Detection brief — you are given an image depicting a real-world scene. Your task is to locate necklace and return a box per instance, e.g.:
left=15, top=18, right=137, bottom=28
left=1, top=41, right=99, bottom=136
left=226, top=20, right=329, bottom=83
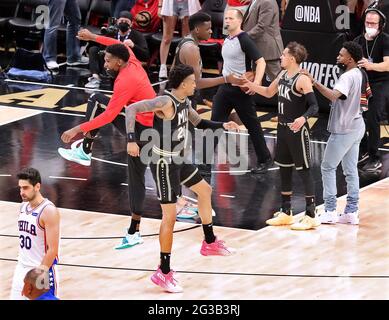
left=365, top=35, right=379, bottom=62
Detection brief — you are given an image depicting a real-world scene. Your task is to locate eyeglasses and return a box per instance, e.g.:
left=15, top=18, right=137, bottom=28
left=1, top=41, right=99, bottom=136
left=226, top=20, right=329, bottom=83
left=365, top=22, right=379, bottom=26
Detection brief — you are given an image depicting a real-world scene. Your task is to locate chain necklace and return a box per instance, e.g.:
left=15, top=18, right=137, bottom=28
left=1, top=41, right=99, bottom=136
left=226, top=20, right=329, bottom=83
left=365, top=35, right=379, bottom=62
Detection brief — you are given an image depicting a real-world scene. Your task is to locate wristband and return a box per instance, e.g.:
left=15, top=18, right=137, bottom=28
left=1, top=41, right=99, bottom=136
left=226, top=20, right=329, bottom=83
left=127, top=132, right=136, bottom=142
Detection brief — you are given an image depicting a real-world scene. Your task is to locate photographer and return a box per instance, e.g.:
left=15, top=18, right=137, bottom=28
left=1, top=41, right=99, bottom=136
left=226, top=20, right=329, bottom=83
left=86, top=11, right=149, bottom=89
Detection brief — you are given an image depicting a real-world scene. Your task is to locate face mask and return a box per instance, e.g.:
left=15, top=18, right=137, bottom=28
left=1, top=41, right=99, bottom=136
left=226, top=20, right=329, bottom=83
left=337, top=62, right=347, bottom=71
left=118, top=22, right=130, bottom=33
left=365, top=27, right=379, bottom=38
left=106, top=68, right=119, bottom=79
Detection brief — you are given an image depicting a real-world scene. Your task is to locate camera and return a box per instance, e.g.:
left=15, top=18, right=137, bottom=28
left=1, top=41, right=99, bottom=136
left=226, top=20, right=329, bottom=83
left=100, top=17, right=118, bottom=38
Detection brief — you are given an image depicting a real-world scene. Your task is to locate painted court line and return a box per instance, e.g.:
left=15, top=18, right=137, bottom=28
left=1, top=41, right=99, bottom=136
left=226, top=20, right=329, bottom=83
left=49, top=176, right=87, bottom=181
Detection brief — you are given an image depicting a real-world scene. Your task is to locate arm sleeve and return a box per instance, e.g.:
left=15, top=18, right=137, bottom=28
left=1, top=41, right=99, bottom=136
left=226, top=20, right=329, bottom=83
left=130, top=31, right=150, bottom=62
left=80, top=77, right=135, bottom=133
left=302, top=92, right=319, bottom=119
left=239, top=32, right=262, bottom=62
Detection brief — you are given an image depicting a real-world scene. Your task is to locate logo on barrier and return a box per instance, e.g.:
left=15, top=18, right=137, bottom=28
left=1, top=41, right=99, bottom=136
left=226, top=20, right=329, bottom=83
left=301, top=62, right=340, bottom=88
left=295, top=5, right=320, bottom=23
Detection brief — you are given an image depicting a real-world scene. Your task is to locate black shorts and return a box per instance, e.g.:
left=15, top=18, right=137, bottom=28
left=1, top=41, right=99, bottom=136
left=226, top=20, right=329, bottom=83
left=274, top=123, right=311, bottom=170
left=150, top=157, right=203, bottom=204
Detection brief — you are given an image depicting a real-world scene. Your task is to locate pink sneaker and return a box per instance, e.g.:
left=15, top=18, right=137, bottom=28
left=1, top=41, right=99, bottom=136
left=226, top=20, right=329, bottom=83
left=150, top=267, right=183, bottom=293
left=200, top=238, right=236, bottom=256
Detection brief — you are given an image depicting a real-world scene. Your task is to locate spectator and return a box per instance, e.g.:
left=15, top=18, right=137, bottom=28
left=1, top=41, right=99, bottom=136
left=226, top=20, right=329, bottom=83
left=86, top=11, right=149, bottom=89
left=22, top=268, right=59, bottom=300
left=242, top=0, right=284, bottom=81
left=354, top=3, right=389, bottom=171
left=43, top=0, right=89, bottom=70
left=158, top=0, right=201, bottom=79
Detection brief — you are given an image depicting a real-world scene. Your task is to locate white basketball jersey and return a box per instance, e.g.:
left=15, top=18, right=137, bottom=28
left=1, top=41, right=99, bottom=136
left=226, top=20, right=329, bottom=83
left=17, top=199, right=59, bottom=267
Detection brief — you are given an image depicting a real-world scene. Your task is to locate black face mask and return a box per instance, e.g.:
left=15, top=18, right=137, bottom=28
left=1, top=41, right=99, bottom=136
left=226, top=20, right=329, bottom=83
left=337, top=62, right=347, bottom=71
left=106, top=68, right=119, bottom=79
left=118, top=22, right=130, bottom=33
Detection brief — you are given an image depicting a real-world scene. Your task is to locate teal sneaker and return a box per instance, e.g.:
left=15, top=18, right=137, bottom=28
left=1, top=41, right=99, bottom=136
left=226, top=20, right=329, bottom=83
left=177, top=206, right=198, bottom=219
left=115, top=232, right=144, bottom=250
left=58, top=145, right=91, bottom=166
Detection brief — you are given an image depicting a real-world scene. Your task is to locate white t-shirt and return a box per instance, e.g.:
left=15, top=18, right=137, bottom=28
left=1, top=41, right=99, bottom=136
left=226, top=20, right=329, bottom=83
left=327, top=68, right=365, bottom=134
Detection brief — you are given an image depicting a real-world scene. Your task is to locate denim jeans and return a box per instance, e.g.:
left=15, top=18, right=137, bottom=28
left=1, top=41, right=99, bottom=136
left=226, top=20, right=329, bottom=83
left=111, top=0, right=135, bottom=18
left=321, top=125, right=365, bottom=213
left=43, top=0, right=81, bottom=63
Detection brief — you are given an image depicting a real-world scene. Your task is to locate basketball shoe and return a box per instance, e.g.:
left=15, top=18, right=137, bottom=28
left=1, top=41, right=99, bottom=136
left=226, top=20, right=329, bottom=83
left=266, top=209, right=294, bottom=226
left=200, top=237, right=235, bottom=256
left=151, top=267, right=183, bottom=293
left=58, top=145, right=91, bottom=166
left=115, top=232, right=143, bottom=250
left=290, top=215, right=321, bottom=230
left=338, top=211, right=359, bottom=225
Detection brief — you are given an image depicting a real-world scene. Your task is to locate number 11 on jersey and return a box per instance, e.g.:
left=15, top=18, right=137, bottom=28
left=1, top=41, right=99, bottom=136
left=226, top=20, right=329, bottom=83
left=278, top=102, right=284, bottom=115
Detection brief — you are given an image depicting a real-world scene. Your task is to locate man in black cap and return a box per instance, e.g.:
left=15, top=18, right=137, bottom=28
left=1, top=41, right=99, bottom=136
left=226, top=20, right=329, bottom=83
left=86, top=11, right=150, bottom=89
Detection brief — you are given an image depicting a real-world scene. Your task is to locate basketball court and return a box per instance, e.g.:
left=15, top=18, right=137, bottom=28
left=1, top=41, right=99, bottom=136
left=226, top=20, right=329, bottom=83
left=0, top=78, right=388, bottom=299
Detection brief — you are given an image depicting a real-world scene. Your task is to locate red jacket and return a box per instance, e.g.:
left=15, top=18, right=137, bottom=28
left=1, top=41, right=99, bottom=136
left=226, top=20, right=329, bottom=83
left=80, top=36, right=155, bottom=133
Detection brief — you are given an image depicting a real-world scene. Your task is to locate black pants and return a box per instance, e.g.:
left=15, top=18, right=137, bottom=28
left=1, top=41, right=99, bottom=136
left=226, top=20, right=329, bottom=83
left=89, top=45, right=105, bottom=76
left=211, top=84, right=271, bottom=163
left=360, top=81, right=389, bottom=160
left=86, top=92, right=149, bottom=215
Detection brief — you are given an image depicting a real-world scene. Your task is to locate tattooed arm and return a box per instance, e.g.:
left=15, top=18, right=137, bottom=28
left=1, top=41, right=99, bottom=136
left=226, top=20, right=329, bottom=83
left=188, top=105, right=240, bottom=131
left=125, top=96, right=172, bottom=135
left=125, top=96, right=172, bottom=157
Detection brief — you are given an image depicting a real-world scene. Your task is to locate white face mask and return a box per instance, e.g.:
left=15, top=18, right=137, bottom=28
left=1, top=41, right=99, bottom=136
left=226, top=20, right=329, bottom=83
left=365, top=27, right=379, bottom=38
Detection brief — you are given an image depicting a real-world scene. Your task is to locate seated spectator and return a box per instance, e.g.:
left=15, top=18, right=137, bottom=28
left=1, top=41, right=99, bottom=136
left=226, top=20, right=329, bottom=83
left=86, top=11, right=149, bottom=89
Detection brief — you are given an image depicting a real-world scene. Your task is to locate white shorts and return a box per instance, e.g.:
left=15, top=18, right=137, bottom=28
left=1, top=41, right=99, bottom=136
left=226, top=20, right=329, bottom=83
left=10, top=263, right=59, bottom=300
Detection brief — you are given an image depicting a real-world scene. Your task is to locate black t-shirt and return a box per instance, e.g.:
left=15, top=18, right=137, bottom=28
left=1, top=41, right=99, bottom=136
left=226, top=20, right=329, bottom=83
left=354, top=32, right=389, bottom=83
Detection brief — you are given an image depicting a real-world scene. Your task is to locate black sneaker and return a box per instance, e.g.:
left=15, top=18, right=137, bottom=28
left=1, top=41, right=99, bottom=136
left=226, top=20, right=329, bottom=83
left=251, top=158, right=273, bottom=174
left=362, top=159, right=382, bottom=172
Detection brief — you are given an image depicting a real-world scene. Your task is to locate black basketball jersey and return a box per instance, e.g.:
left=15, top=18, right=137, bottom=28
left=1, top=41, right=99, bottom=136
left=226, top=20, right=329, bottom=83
left=172, top=36, right=202, bottom=73
left=152, top=90, right=190, bottom=157
left=277, top=71, right=307, bottom=123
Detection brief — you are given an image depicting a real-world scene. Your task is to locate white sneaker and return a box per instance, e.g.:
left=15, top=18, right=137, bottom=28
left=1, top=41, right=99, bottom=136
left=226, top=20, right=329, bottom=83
left=46, top=60, right=59, bottom=70
left=159, top=64, right=167, bottom=79
left=85, top=77, right=101, bottom=89
left=67, top=56, right=89, bottom=66
left=338, top=212, right=359, bottom=225
left=318, top=210, right=338, bottom=224
left=114, top=231, right=144, bottom=250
